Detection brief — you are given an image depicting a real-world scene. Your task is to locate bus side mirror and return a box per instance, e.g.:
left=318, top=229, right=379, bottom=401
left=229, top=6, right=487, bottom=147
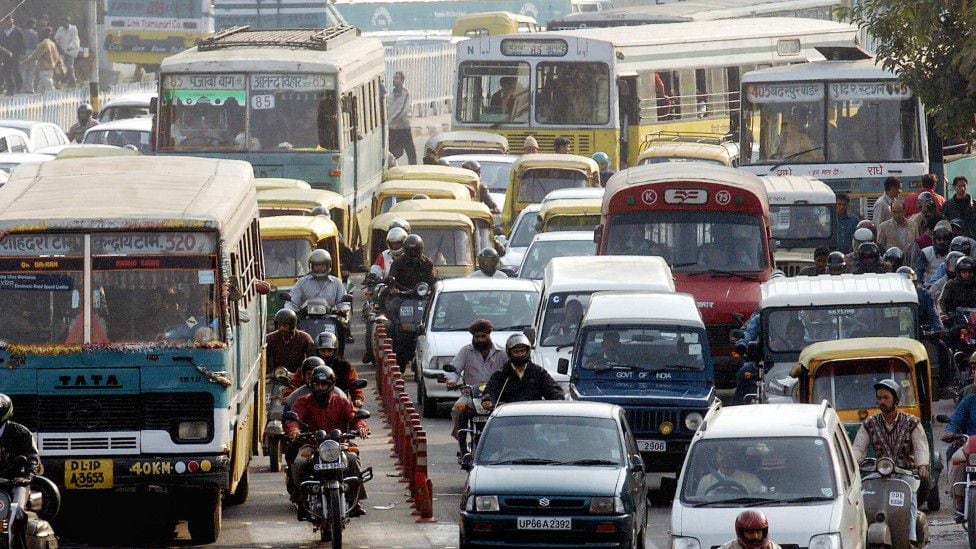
left=557, top=358, right=569, bottom=375
left=593, top=224, right=603, bottom=244
left=768, top=237, right=777, bottom=254
left=149, top=97, right=158, bottom=115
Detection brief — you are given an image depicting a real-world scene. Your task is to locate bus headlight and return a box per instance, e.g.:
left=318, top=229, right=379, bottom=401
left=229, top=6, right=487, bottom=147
left=178, top=421, right=210, bottom=441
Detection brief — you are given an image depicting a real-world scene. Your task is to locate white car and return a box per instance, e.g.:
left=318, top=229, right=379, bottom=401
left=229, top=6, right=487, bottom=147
left=517, top=231, right=596, bottom=280
left=499, top=204, right=541, bottom=270
left=0, top=152, right=55, bottom=175
left=0, top=127, right=31, bottom=153
left=82, top=118, right=153, bottom=154
left=98, top=92, right=155, bottom=123
left=0, top=120, right=68, bottom=151
left=671, top=403, right=867, bottom=549
left=442, top=154, right=517, bottom=220
left=415, top=277, right=540, bottom=417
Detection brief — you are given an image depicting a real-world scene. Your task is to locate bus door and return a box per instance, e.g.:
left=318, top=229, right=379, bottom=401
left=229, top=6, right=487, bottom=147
left=618, top=75, right=639, bottom=167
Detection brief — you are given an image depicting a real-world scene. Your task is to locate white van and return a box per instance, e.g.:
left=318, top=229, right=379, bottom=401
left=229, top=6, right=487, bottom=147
left=527, top=256, right=675, bottom=387
left=762, top=175, right=835, bottom=276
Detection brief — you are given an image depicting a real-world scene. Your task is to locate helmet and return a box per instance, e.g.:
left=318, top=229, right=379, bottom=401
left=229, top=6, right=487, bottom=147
left=310, top=206, right=330, bottom=218
left=933, top=226, right=953, bottom=254
left=951, top=236, right=973, bottom=256
left=858, top=242, right=880, bottom=262
left=770, top=269, right=786, bottom=279
left=390, top=218, right=412, bottom=233
left=957, top=256, right=976, bottom=281
left=0, top=394, right=12, bottom=426
left=734, top=510, right=769, bottom=549
left=387, top=227, right=408, bottom=257
left=506, top=333, right=532, bottom=365
left=461, top=160, right=481, bottom=175
left=316, top=331, right=339, bottom=351
left=896, top=265, right=917, bottom=282
left=882, top=246, right=904, bottom=270
left=853, top=227, right=874, bottom=248
left=436, top=158, right=451, bottom=166
left=856, top=220, right=877, bottom=240
left=78, top=102, right=93, bottom=114
left=308, top=249, right=333, bottom=278
left=403, top=234, right=424, bottom=259
left=952, top=218, right=967, bottom=233
left=874, top=378, right=901, bottom=404
left=917, top=191, right=935, bottom=208
left=309, top=365, right=337, bottom=398
left=301, top=356, right=325, bottom=373
left=591, top=152, right=610, bottom=166
left=827, top=251, right=846, bottom=275
left=273, top=308, right=297, bottom=329
left=945, top=251, right=966, bottom=278
left=477, top=247, right=500, bottom=274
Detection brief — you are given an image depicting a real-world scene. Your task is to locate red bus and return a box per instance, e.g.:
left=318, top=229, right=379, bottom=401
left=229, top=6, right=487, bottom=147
left=597, top=164, right=773, bottom=386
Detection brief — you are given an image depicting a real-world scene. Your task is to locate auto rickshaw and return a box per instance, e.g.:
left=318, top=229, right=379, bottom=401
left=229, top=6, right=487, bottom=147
left=256, top=188, right=350, bottom=243
left=637, top=140, right=739, bottom=167
left=259, top=215, right=342, bottom=327
left=382, top=165, right=480, bottom=199
left=366, top=211, right=476, bottom=277
left=792, top=337, right=942, bottom=510
left=388, top=198, right=496, bottom=253
left=371, top=180, right=473, bottom=219
left=54, top=144, right=138, bottom=159
left=501, top=154, right=600, bottom=231
left=255, top=177, right=312, bottom=191
left=424, top=131, right=509, bottom=160
left=451, top=11, right=540, bottom=37
left=537, top=198, right=602, bottom=232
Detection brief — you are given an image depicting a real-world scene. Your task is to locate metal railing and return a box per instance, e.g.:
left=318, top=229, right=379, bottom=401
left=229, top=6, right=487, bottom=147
left=385, top=42, right=456, bottom=118
left=0, top=81, right=157, bottom=131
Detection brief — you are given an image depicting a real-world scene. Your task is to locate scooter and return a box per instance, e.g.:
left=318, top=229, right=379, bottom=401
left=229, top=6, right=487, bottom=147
left=937, top=414, right=976, bottom=547
left=860, top=457, right=929, bottom=548
left=282, top=410, right=373, bottom=547
left=387, top=280, right=430, bottom=374
left=263, top=367, right=293, bottom=473
left=285, top=295, right=353, bottom=357
left=457, top=384, right=490, bottom=463
left=0, top=457, right=60, bottom=549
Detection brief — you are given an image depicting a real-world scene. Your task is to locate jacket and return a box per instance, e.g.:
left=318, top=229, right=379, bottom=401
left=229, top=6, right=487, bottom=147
left=482, top=361, right=564, bottom=405
left=947, top=394, right=976, bottom=436
left=0, top=421, right=39, bottom=478
left=285, top=274, right=345, bottom=310
left=388, top=255, right=436, bottom=290
left=266, top=329, right=316, bottom=373
left=940, top=278, right=976, bottom=316
left=290, top=358, right=363, bottom=402
left=943, top=195, right=976, bottom=235
left=285, top=390, right=367, bottom=437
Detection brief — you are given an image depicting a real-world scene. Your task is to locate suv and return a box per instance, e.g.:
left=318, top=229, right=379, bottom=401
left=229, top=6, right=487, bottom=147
left=671, top=402, right=867, bottom=549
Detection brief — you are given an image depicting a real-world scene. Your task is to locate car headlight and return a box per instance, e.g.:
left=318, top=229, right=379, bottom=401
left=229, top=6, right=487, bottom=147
left=474, top=495, right=499, bottom=512
left=671, top=536, right=701, bottom=549
left=684, top=412, right=703, bottom=431
left=809, top=533, right=841, bottom=549
left=318, top=439, right=342, bottom=462
left=589, top=496, right=624, bottom=514
left=178, top=421, right=210, bottom=440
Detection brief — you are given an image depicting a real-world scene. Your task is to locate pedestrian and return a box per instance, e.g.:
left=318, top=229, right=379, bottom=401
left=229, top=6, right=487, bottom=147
left=592, top=151, right=614, bottom=186
left=0, top=17, right=24, bottom=95
left=523, top=135, right=539, bottom=154
left=877, top=199, right=918, bottom=253
left=53, top=17, right=80, bottom=87
left=19, top=19, right=36, bottom=94
left=872, top=176, right=901, bottom=225
left=943, top=176, right=976, bottom=236
left=554, top=136, right=571, bottom=154
left=386, top=71, right=416, bottom=164
left=903, top=173, right=945, bottom=216
left=834, top=192, right=859, bottom=254
left=22, top=27, right=61, bottom=94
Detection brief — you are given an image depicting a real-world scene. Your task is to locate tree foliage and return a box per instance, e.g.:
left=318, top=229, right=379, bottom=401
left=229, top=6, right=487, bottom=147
left=840, top=0, right=976, bottom=139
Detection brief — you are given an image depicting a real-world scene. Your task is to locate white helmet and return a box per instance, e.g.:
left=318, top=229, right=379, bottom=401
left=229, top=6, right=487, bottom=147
left=387, top=227, right=408, bottom=257
left=390, top=218, right=412, bottom=233
left=308, top=249, right=332, bottom=279
left=853, top=227, right=874, bottom=247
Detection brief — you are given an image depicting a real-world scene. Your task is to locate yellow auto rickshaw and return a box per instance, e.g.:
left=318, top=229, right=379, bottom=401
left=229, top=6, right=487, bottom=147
left=54, top=144, right=138, bottom=159
left=256, top=188, right=350, bottom=244
left=255, top=177, right=313, bottom=191
left=367, top=211, right=476, bottom=277
left=389, top=198, right=496, bottom=253
left=637, top=135, right=740, bottom=167
left=501, top=154, right=601, bottom=230
left=537, top=198, right=603, bottom=232
left=383, top=165, right=480, bottom=199
left=371, top=180, right=474, bottom=219
left=424, top=131, right=509, bottom=160
left=259, top=215, right=342, bottom=325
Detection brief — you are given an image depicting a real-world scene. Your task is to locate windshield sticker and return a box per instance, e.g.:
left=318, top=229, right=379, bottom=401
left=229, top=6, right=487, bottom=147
left=688, top=344, right=702, bottom=355
left=0, top=273, right=74, bottom=291
left=901, top=379, right=911, bottom=387
left=198, top=270, right=215, bottom=285
left=770, top=208, right=791, bottom=231
left=821, top=488, right=833, bottom=497
left=813, top=439, right=824, bottom=446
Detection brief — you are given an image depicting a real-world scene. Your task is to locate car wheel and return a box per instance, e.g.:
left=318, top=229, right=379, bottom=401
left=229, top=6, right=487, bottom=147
left=419, top=380, right=437, bottom=418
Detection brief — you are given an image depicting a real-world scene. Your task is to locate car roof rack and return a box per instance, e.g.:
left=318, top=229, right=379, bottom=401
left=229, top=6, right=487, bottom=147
left=197, top=26, right=359, bottom=52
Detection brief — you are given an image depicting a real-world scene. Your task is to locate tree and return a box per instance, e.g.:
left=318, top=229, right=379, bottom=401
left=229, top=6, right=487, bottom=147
left=841, top=0, right=976, bottom=139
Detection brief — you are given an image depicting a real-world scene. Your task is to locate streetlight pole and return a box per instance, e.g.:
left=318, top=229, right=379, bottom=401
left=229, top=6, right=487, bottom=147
left=87, top=0, right=100, bottom=110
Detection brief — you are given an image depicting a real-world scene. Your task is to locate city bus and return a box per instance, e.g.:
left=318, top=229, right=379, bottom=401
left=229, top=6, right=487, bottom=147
left=0, top=156, right=267, bottom=544
left=596, top=163, right=774, bottom=386
left=156, top=26, right=386, bottom=255
left=332, top=0, right=574, bottom=32
left=104, top=0, right=214, bottom=68
left=737, top=59, right=928, bottom=215
left=452, top=18, right=862, bottom=168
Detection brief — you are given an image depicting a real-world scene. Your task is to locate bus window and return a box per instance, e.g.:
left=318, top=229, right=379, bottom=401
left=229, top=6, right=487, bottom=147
left=248, top=86, right=338, bottom=152
left=457, top=61, right=530, bottom=123
left=741, top=82, right=825, bottom=164
left=535, top=62, right=610, bottom=125
left=159, top=75, right=248, bottom=151
left=826, top=82, right=920, bottom=163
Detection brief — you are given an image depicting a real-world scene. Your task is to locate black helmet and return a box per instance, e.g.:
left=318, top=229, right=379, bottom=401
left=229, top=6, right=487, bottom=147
left=895, top=266, right=917, bottom=282
left=301, top=356, right=325, bottom=373
left=505, top=333, right=532, bottom=366
left=78, top=103, right=93, bottom=114
left=827, top=251, right=846, bottom=275
left=858, top=242, right=880, bottom=262
left=316, top=331, right=339, bottom=351
left=0, top=394, right=12, bottom=426
left=273, top=308, right=297, bottom=329
left=403, top=234, right=424, bottom=259
left=958, top=256, right=976, bottom=281
left=461, top=160, right=481, bottom=175
left=951, top=236, right=973, bottom=256
left=309, top=365, right=336, bottom=399
left=946, top=251, right=966, bottom=278
left=933, top=226, right=953, bottom=254
left=882, top=247, right=904, bottom=271
left=477, top=247, right=500, bottom=274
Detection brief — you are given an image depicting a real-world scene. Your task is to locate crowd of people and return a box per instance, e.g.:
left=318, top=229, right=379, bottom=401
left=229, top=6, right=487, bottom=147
left=0, top=14, right=85, bottom=95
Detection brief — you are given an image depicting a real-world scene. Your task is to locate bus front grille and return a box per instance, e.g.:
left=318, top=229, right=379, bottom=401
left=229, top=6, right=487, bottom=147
left=505, top=132, right=593, bottom=155
left=11, top=393, right=214, bottom=433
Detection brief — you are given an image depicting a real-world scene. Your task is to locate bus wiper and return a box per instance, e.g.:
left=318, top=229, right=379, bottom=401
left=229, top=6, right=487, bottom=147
left=701, top=269, right=761, bottom=281
left=691, top=496, right=779, bottom=508
left=766, top=146, right=823, bottom=175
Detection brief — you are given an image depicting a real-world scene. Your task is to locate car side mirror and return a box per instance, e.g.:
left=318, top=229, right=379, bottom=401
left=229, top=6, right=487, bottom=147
left=557, top=357, right=569, bottom=375
left=460, top=453, right=474, bottom=471
left=593, top=224, right=603, bottom=244
left=341, top=293, right=354, bottom=303
left=280, top=291, right=292, bottom=302
left=523, top=327, right=536, bottom=345
left=630, top=454, right=645, bottom=473
left=282, top=411, right=299, bottom=422
left=351, top=379, right=368, bottom=390
left=442, top=364, right=457, bottom=373
left=936, top=414, right=951, bottom=423
left=354, top=409, right=371, bottom=420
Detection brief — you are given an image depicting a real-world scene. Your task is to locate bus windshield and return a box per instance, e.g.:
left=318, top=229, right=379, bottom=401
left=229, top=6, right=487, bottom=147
left=457, top=61, right=531, bottom=124
left=765, top=304, right=916, bottom=354
left=535, top=62, right=610, bottom=125
left=742, top=80, right=922, bottom=165
left=605, top=211, right=768, bottom=273
left=770, top=204, right=832, bottom=245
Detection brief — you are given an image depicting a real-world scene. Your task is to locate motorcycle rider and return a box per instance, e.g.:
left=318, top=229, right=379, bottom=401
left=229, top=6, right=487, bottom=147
left=469, top=247, right=508, bottom=278
left=850, top=242, right=885, bottom=274
left=916, top=225, right=952, bottom=287
left=370, top=227, right=408, bottom=279
left=928, top=251, right=964, bottom=310
left=592, top=151, right=615, bottom=186
left=481, top=334, right=564, bottom=411
left=461, top=160, right=501, bottom=214
left=387, top=234, right=437, bottom=293
left=882, top=246, right=905, bottom=272
left=68, top=103, right=99, bottom=143
left=852, top=379, right=930, bottom=545
left=266, top=309, right=316, bottom=373
left=844, top=227, right=874, bottom=266
left=733, top=309, right=763, bottom=405
left=0, top=395, right=38, bottom=549
left=315, top=332, right=363, bottom=407
left=927, top=236, right=972, bottom=286
left=826, top=251, right=847, bottom=275
left=940, top=256, right=976, bottom=317
left=286, top=249, right=345, bottom=312
left=719, top=511, right=782, bottom=549
left=285, top=356, right=324, bottom=406
left=286, top=365, right=370, bottom=516
left=447, top=320, right=507, bottom=455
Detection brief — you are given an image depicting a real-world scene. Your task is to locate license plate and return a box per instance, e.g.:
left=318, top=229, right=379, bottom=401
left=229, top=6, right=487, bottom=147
left=400, top=305, right=413, bottom=316
left=314, top=462, right=344, bottom=471
left=64, top=459, right=113, bottom=489
left=966, top=466, right=976, bottom=473
left=637, top=439, right=666, bottom=452
left=321, top=324, right=337, bottom=334
left=517, top=517, right=571, bottom=530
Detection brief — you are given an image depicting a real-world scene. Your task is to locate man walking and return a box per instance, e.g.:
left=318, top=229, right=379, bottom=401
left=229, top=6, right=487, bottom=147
left=54, top=17, right=79, bottom=87
left=943, top=176, right=976, bottom=237
left=19, top=19, right=36, bottom=94
left=387, top=71, right=416, bottom=164
left=872, top=176, right=902, bottom=225
left=834, top=192, right=859, bottom=254
left=877, top=200, right=918, bottom=253
left=0, top=18, right=24, bottom=95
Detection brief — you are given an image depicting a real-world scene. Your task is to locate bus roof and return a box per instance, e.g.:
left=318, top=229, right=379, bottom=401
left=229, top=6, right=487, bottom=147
left=583, top=291, right=702, bottom=326
left=547, top=9, right=690, bottom=29
left=0, top=156, right=257, bottom=241
left=742, top=58, right=896, bottom=83
left=543, top=255, right=675, bottom=294
left=626, top=0, right=842, bottom=19
left=760, top=273, right=918, bottom=309
left=603, top=163, right=769, bottom=214
left=761, top=175, right=835, bottom=205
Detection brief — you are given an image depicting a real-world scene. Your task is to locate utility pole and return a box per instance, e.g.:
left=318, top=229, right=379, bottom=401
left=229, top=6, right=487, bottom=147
left=87, top=0, right=100, bottom=110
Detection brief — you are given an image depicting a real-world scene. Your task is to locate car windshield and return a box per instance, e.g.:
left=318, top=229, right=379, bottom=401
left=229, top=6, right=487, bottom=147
left=680, top=437, right=836, bottom=505
left=413, top=228, right=473, bottom=266
left=546, top=214, right=601, bottom=232
left=478, top=415, right=622, bottom=465
left=518, top=169, right=588, bottom=203
left=770, top=204, right=833, bottom=244
left=83, top=129, right=152, bottom=154
left=263, top=238, right=312, bottom=279
left=431, top=290, right=539, bottom=331
left=579, top=327, right=706, bottom=371
left=813, top=358, right=917, bottom=408
left=765, top=305, right=916, bottom=353
left=509, top=210, right=540, bottom=247
left=540, top=292, right=593, bottom=347
left=99, top=106, right=151, bottom=123
left=605, top=211, right=768, bottom=273
left=518, top=239, right=596, bottom=280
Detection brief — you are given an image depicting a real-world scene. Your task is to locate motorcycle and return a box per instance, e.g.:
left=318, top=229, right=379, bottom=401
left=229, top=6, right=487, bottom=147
left=282, top=410, right=373, bottom=547
left=283, top=294, right=354, bottom=357
left=0, top=457, right=60, bottom=549
left=387, top=280, right=430, bottom=374
left=361, top=273, right=385, bottom=365
left=263, top=367, right=293, bottom=473
left=457, top=384, right=490, bottom=463
left=860, top=457, right=929, bottom=548
left=944, top=308, right=976, bottom=398
left=938, top=414, right=976, bottom=547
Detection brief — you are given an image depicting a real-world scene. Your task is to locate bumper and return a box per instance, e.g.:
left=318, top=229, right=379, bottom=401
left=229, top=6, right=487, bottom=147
left=460, top=512, right=635, bottom=548
left=45, top=454, right=230, bottom=492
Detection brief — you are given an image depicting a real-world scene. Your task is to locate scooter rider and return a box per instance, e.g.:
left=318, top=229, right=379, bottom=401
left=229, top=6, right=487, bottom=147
left=826, top=251, right=847, bottom=275
left=719, top=510, right=782, bottom=549
left=917, top=225, right=952, bottom=286
left=882, top=247, right=905, bottom=272
left=315, top=332, right=363, bottom=407
left=941, top=388, right=976, bottom=510
left=285, top=356, right=325, bottom=406
left=267, top=309, right=316, bottom=374
left=387, top=234, right=437, bottom=293
left=286, top=249, right=345, bottom=312
left=850, top=242, right=885, bottom=274
left=0, top=394, right=39, bottom=549
left=852, top=379, right=930, bottom=544
left=481, top=334, right=564, bottom=411
left=447, top=320, right=507, bottom=455
left=461, top=160, right=500, bottom=214
left=370, top=227, right=408, bottom=279
left=286, top=366, right=370, bottom=516
left=940, top=256, right=976, bottom=317
left=469, top=247, right=508, bottom=278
